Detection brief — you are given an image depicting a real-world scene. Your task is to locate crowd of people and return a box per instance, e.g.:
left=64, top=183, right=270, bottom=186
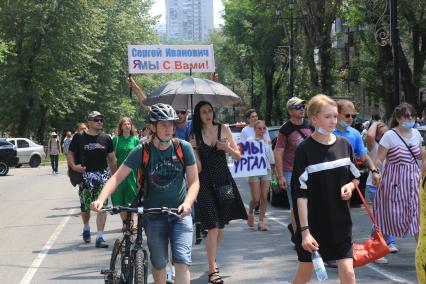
left=54, top=79, right=426, bottom=284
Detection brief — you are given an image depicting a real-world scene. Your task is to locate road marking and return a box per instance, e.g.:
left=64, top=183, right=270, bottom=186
left=244, top=203, right=414, bottom=284
left=365, top=263, right=415, bottom=284
left=19, top=208, right=77, bottom=284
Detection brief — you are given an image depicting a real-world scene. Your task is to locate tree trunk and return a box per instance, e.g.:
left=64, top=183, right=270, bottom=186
left=264, top=70, right=274, bottom=126
left=378, top=45, right=395, bottom=117
left=319, top=33, right=333, bottom=95
left=36, top=105, right=48, bottom=144
left=398, top=43, right=416, bottom=107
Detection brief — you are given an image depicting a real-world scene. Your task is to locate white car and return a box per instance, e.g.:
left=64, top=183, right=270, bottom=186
left=7, top=138, right=46, bottom=168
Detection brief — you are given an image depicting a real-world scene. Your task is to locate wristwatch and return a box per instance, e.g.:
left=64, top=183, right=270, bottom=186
left=371, top=169, right=380, bottom=174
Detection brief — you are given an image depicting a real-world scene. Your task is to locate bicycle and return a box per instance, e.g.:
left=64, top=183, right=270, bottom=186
left=100, top=206, right=179, bottom=284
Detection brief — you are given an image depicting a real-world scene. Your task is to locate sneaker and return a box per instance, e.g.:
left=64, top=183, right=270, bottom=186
left=166, top=263, right=174, bottom=283
left=95, top=237, right=108, bottom=248
left=374, top=257, right=388, bottom=264
left=254, top=204, right=260, bottom=215
left=324, top=260, right=338, bottom=268
left=388, top=244, right=398, bottom=253
left=82, top=230, right=91, bottom=243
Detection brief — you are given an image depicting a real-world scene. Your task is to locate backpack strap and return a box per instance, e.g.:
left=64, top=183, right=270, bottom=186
left=171, top=138, right=185, bottom=168
left=135, top=141, right=150, bottom=206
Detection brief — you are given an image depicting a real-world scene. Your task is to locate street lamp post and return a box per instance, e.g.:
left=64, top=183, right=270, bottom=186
left=276, top=0, right=303, bottom=101
left=288, top=0, right=295, bottom=99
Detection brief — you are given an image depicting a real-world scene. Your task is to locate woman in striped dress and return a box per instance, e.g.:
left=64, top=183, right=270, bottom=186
left=375, top=103, right=422, bottom=241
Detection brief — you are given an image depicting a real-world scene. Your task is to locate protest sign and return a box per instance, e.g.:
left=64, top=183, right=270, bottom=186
left=128, top=44, right=215, bottom=74
left=230, top=140, right=268, bottom=178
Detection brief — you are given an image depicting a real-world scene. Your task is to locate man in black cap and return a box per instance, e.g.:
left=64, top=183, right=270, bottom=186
left=67, top=111, right=117, bottom=248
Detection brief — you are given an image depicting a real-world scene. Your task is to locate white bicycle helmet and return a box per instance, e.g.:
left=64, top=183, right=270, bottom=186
left=149, top=103, right=179, bottom=122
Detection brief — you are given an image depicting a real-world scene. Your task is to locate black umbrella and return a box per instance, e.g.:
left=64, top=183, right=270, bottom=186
left=144, top=77, right=242, bottom=110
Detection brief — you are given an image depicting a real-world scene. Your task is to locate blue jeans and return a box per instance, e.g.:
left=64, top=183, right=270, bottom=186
left=366, top=185, right=396, bottom=245
left=144, top=214, right=193, bottom=269
left=283, top=171, right=293, bottom=209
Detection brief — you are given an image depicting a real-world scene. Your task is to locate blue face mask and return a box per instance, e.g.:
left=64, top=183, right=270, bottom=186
left=315, top=127, right=332, bottom=135
left=338, top=120, right=350, bottom=129
left=401, top=121, right=415, bottom=130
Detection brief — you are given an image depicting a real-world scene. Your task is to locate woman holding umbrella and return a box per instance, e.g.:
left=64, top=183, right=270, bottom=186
left=190, top=101, right=247, bottom=284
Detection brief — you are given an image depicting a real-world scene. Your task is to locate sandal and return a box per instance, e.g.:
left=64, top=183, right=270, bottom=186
left=258, top=222, right=268, bottom=231
left=247, top=214, right=254, bottom=227
left=208, top=272, right=224, bottom=283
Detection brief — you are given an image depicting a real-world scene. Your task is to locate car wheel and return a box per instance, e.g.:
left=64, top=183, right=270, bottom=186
left=0, top=160, right=9, bottom=176
left=15, top=163, right=22, bottom=168
left=29, top=155, right=41, bottom=168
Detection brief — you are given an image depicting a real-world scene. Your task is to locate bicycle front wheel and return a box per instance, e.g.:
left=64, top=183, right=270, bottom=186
left=110, top=238, right=124, bottom=283
left=133, top=249, right=148, bottom=284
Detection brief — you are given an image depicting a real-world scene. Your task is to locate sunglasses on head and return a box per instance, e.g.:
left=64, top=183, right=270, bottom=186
left=292, top=104, right=305, bottom=110
left=402, top=113, right=416, bottom=119
left=92, top=118, right=103, bottom=123
left=344, top=114, right=357, bottom=119
left=176, top=110, right=187, bottom=115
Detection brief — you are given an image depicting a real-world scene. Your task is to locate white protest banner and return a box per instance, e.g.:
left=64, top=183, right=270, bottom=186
left=128, top=44, right=215, bottom=74
left=229, top=140, right=268, bottom=178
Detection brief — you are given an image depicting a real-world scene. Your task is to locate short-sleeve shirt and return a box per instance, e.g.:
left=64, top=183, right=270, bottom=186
left=379, top=128, right=422, bottom=150
left=240, top=125, right=271, bottom=144
left=124, top=140, right=196, bottom=209
left=175, top=120, right=192, bottom=142
left=275, top=119, right=314, bottom=172
left=68, top=132, right=114, bottom=172
left=333, top=126, right=366, bottom=158
left=63, top=137, right=72, bottom=154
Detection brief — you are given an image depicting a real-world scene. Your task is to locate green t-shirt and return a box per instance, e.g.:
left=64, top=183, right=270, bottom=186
left=124, top=140, right=195, bottom=209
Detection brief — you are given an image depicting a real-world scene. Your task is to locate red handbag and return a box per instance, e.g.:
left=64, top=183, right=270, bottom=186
left=352, top=182, right=390, bottom=267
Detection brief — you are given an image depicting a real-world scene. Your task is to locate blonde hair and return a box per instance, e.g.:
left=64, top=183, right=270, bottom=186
left=307, top=94, right=337, bottom=118
left=254, top=120, right=266, bottom=128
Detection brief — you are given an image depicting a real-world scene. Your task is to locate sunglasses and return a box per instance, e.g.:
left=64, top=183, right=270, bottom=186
left=292, top=104, right=305, bottom=111
left=176, top=111, right=187, bottom=115
left=344, top=114, right=357, bottom=119
left=92, top=118, right=104, bottom=123
left=402, top=113, right=416, bottom=119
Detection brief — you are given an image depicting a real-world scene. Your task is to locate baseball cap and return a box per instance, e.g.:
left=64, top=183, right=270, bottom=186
left=88, top=111, right=104, bottom=120
left=286, top=97, right=306, bottom=109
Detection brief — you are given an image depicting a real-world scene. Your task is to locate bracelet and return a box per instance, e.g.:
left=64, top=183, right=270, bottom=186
left=300, top=226, right=309, bottom=232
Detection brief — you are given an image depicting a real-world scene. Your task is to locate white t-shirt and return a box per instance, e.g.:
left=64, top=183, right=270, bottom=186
left=379, top=128, right=422, bottom=150
left=366, top=142, right=383, bottom=187
left=240, top=125, right=271, bottom=144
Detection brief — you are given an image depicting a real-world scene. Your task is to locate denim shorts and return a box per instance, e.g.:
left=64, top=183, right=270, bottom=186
left=248, top=168, right=272, bottom=182
left=283, top=171, right=293, bottom=209
left=144, top=214, right=193, bottom=269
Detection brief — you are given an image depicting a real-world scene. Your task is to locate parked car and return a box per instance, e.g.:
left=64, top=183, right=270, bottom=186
left=0, top=138, right=19, bottom=176
left=229, top=122, right=247, bottom=144
left=7, top=138, right=46, bottom=168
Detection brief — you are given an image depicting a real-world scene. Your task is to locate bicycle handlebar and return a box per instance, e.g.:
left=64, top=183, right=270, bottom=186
left=101, top=206, right=180, bottom=217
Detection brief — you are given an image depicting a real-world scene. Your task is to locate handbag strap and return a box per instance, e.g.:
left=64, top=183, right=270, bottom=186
left=352, top=181, right=377, bottom=225
left=391, top=129, right=419, bottom=168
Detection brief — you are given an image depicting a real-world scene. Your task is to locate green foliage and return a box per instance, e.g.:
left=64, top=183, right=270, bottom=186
left=0, top=0, right=160, bottom=142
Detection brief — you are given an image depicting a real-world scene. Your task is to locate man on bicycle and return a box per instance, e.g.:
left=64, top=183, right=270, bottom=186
left=91, top=103, right=199, bottom=284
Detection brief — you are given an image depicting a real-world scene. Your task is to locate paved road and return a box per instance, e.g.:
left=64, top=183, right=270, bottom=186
left=0, top=165, right=418, bottom=283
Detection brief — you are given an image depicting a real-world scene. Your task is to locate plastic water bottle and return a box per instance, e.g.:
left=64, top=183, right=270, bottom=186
left=312, top=251, right=328, bottom=282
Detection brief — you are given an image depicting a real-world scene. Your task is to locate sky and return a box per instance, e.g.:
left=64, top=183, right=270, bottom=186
left=149, top=0, right=224, bottom=28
